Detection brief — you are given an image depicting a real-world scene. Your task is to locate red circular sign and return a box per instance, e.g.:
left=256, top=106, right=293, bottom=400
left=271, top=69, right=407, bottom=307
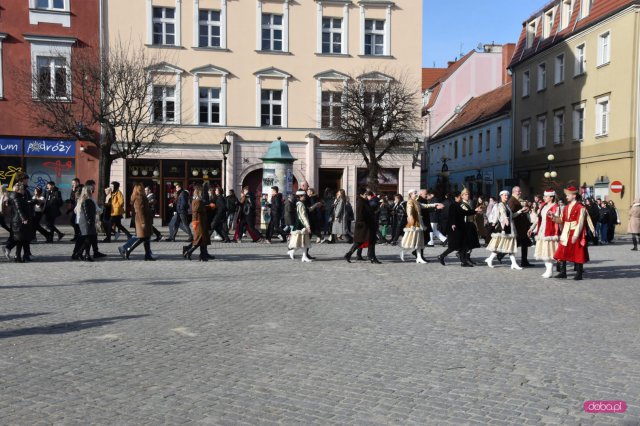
left=610, top=181, right=623, bottom=193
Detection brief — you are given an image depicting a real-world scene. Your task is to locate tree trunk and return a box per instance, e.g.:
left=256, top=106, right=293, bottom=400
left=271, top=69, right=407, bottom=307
left=367, top=159, right=380, bottom=193
left=98, top=147, right=112, bottom=204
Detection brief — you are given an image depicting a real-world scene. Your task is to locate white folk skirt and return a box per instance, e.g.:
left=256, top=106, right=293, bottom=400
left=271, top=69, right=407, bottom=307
left=401, top=227, right=424, bottom=250
left=534, top=235, right=558, bottom=261
left=486, top=232, right=517, bottom=254
left=288, top=230, right=310, bottom=249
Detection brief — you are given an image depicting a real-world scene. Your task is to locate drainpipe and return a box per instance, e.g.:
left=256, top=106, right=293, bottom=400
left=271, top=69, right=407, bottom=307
left=509, top=67, right=515, bottom=187
left=636, top=10, right=640, bottom=199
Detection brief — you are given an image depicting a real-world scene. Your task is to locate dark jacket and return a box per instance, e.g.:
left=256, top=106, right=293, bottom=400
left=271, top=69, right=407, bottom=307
left=82, top=198, right=98, bottom=235
left=176, top=189, right=191, bottom=215
left=213, top=194, right=227, bottom=223
left=417, top=196, right=435, bottom=234
left=226, top=194, right=239, bottom=213
left=9, top=192, right=32, bottom=241
left=446, top=201, right=478, bottom=251
left=44, top=187, right=63, bottom=219
left=284, top=197, right=296, bottom=226
left=269, top=193, right=284, bottom=221
left=508, top=196, right=531, bottom=245
left=353, top=196, right=374, bottom=243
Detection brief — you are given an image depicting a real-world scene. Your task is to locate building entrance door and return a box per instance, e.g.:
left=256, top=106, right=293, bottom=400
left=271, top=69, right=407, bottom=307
left=318, top=168, right=344, bottom=198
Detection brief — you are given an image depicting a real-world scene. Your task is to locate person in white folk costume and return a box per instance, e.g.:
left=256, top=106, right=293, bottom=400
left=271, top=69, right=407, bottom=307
left=287, top=190, right=313, bottom=262
left=528, top=189, right=560, bottom=278
left=399, top=189, right=444, bottom=263
left=485, top=190, right=523, bottom=270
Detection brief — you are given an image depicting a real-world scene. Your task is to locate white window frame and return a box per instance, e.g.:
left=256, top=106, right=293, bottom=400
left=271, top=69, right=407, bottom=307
left=575, top=43, right=586, bottom=76
left=573, top=102, right=586, bottom=141
left=320, top=90, right=343, bottom=129
left=198, top=87, right=221, bottom=125
left=147, top=0, right=181, bottom=46
left=522, top=120, right=531, bottom=152
left=0, top=33, right=6, bottom=99
left=191, top=65, right=228, bottom=126
left=254, top=67, right=290, bottom=127
left=316, top=2, right=349, bottom=55
left=147, top=63, right=183, bottom=124
left=526, top=19, right=538, bottom=48
left=595, top=95, right=610, bottom=137
left=260, top=89, right=283, bottom=127
left=580, top=0, right=592, bottom=19
left=321, top=17, right=343, bottom=55
left=598, top=31, right=611, bottom=67
left=261, top=13, right=284, bottom=51
left=543, top=8, right=555, bottom=39
left=560, top=0, right=574, bottom=30
left=152, top=85, right=176, bottom=123
left=537, top=115, right=547, bottom=149
left=314, top=70, right=349, bottom=129
left=36, top=56, right=70, bottom=99
left=522, top=70, right=530, bottom=97
left=363, top=19, right=385, bottom=56
left=555, top=53, right=565, bottom=84
left=554, top=109, right=565, bottom=144
left=29, top=0, right=70, bottom=26
left=537, top=62, right=547, bottom=92
left=359, top=4, right=391, bottom=56
left=24, top=35, right=75, bottom=100
left=152, top=7, right=177, bottom=46
left=193, top=0, right=227, bottom=49
left=197, top=9, right=222, bottom=48
left=256, top=0, right=289, bottom=53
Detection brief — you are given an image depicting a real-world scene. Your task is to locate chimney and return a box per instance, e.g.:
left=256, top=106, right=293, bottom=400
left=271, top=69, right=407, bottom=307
left=447, top=61, right=455, bottom=68
left=502, top=43, right=516, bottom=84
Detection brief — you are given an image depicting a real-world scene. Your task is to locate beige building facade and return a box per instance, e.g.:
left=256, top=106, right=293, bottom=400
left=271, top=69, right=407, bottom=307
left=106, top=0, right=422, bottom=222
left=510, top=0, right=640, bottom=230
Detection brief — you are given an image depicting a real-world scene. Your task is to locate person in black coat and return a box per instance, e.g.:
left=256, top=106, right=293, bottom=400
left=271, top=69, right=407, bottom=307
left=437, top=190, right=481, bottom=267
left=210, top=187, right=230, bottom=242
left=234, top=187, right=263, bottom=242
left=168, top=183, right=193, bottom=241
left=265, top=186, right=287, bottom=243
left=344, top=190, right=380, bottom=263
left=7, top=182, right=33, bottom=262
left=390, top=194, right=407, bottom=245
left=43, top=181, right=64, bottom=242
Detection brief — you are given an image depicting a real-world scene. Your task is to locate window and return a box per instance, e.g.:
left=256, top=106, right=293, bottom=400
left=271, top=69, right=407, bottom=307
left=462, top=137, right=466, bottom=157
left=561, top=0, right=574, bottom=30
left=575, top=43, right=586, bottom=75
left=598, top=31, right=611, bottom=66
left=522, top=71, right=530, bottom=97
left=486, top=130, right=491, bottom=151
left=555, top=54, right=565, bottom=84
left=198, top=10, right=221, bottom=48
left=35, top=0, right=65, bottom=10
left=554, top=110, right=565, bottom=144
left=526, top=20, right=538, bottom=48
left=261, top=89, right=282, bottom=126
left=537, top=115, right=547, bottom=148
left=596, top=96, right=610, bottom=136
left=522, top=121, right=531, bottom=152
left=198, top=87, right=221, bottom=125
left=573, top=103, right=585, bottom=141
left=497, top=126, right=502, bottom=148
left=543, top=9, right=555, bottom=39
left=322, top=18, right=342, bottom=54
left=469, top=136, right=473, bottom=156
left=261, top=14, right=283, bottom=51
left=36, top=56, right=69, bottom=99
left=478, top=132, right=482, bottom=152
left=364, top=19, right=385, bottom=56
left=152, top=86, right=175, bottom=123
left=454, top=140, right=458, bottom=159
left=0, top=34, right=6, bottom=99
left=321, top=91, right=342, bottom=128
left=580, top=0, right=592, bottom=19
left=152, top=7, right=176, bottom=46
left=537, top=63, right=547, bottom=91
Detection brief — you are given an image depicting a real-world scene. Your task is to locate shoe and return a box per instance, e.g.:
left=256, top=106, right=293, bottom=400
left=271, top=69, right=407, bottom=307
left=265, top=240, right=272, bottom=244
left=154, top=235, right=162, bottom=242
left=344, top=253, right=352, bottom=263
left=511, top=264, right=523, bottom=270
left=356, top=255, right=365, bottom=261
left=13, top=256, right=24, bottom=263
left=369, top=257, right=382, bottom=264
left=288, top=249, right=295, bottom=260
left=162, top=236, right=174, bottom=242
left=114, top=232, right=121, bottom=241
left=437, top=255, right=445, bottom=266
left=102, top=237, right=111, bottom=243
left=57, top=233, right=65, bottom=241
left=632, top=247, right=638, bottom=251
left=207, top=254, right=215, bottom=260
left=3, top=247, right=10, bottom=260
left=182, top=245, right=190, bottom=258
left=118, top=246, right=126, bottom=259
left=93, top=252, right=107, bottom=259
left=400, top=251, right=405, bottom=262
left=521, top=261, right=534, bottom=268
left=461, top=262, right=472, bottom=267
left=71, top=253, right=80, bottom=260
left=23, top=255, right=31, bottom=262
left=84, top=256, right=94, bottom=262
left=484, top=258, right=495, bottom=268
left=145, top=256, right=156, bottom=261
left=427, top=243, right=435, bottom=247
left=199, top=256, right=209, bottom=262
left=46, top=236, right=54, bottom=243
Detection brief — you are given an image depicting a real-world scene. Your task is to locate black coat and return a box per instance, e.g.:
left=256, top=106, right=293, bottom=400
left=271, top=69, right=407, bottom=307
left=44, top=187, right=63, bottom=219
left=9, top=192, right=32, bottom=242
left=213, top=194, right=227, bottom=223
left=284, top=198, right=296, bottom=226
left=417, top=196, right=435, bottom=234
left=269, top=193, right=284, bottom=221
left=353, top=196, right=374, bottom=243
left=176, top=189, right=191, bottom=215
left=446, top=201, right=478, bottom=251
left=82, top=198, right=98, bottom=235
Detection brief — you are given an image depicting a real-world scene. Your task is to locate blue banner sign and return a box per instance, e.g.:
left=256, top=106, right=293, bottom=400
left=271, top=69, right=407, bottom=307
left=24, top=139, right=76, bottom=157
left=0, top=138, right=22, bottom=155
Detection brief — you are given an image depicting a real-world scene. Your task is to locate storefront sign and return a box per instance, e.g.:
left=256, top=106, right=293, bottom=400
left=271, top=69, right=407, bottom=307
left=0, top=138, right=22, bottom=155
left=23, top=139, right=75, bottom=157
left=483, top=170, right=494, bottom=184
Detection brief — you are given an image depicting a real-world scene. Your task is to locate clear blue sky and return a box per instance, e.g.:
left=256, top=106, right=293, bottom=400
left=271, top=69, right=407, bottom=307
left=423, top=0, right=544, bottom=67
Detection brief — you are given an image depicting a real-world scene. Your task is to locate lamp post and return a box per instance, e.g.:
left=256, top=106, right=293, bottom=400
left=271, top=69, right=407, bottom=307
left=220, top=136, right=231, bottom=191
left=544, top=154, right=558, bottom=181
left=411, top=137, right=422, bottom=169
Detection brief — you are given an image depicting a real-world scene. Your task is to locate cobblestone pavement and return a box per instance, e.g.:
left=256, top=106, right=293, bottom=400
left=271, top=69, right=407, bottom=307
left=1, top=228, right=639, bottom=425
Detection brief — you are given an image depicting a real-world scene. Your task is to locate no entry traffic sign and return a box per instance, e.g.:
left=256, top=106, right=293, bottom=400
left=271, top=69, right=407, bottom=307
left=610, top=181, right=623, bottom=193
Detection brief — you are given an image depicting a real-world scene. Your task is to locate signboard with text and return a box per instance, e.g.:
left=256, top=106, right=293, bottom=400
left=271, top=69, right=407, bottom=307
left=0, top=138, right=22, bottom=156
left=23, top=139, right=76, bottom=157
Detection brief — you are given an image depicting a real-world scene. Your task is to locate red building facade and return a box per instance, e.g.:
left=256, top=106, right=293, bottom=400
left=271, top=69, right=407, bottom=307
left=0, top=0, right=100, bottom=199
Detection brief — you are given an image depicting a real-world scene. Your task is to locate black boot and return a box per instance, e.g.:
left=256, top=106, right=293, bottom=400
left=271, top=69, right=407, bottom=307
left=466, top=251, right=477, bottom=265
left=182, top=245, right=191, bottom=258
left=496, top=253, right=505, bottom=264
left=185, top=245, right=198, bottom=260
left=457, top=252, right=472, bottom=267
left=520, top=245, right=533, bottom=267
left=126, top=238, right=144, bottom=259
left=574, top=263, right=584, bottom=280
left=555, top=261, right=567, bottom=279
left=305, top=249, right=316, bottom=260
left=356, top=248, right=364, bottom=261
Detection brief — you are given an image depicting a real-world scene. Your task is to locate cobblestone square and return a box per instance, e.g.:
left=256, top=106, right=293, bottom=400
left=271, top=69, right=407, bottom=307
left=1, top=230, right=639, bottom=424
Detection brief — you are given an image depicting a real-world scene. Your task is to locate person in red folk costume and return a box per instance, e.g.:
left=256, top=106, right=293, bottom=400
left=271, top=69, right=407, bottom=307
left=529, top=189, right=560, bottom=278
left=553, top=186, right=590, bottom=280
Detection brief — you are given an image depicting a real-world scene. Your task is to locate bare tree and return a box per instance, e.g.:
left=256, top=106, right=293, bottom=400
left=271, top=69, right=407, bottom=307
left=325, top=71, right=420, bottom=193
left=27, top=39, right=176, bottom=200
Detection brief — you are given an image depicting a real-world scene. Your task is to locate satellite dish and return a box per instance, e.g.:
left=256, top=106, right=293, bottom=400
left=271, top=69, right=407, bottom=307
left=477, top=42, right=483, bottom=51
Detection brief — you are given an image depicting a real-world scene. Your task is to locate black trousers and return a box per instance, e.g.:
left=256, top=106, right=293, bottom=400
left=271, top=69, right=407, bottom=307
left=33, top=212, right=50, bottom=240
left=266, top=217, right=286, bottom=241
left=45, top=215, right=63, bottom=238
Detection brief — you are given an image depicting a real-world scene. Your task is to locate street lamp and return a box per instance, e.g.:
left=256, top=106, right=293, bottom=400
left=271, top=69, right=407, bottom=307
left=411, top=138, right=422, bottom=169
left=220, top=136, right=231, bottom=191
left=544, top=154, right=558, bottom=180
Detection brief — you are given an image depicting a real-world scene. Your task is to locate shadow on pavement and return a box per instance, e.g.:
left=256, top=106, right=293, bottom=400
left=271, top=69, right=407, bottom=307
left=582, top=265, right=640, bottom=280
left=0, top=312, right=50, bottom=322
left=0, top=314, right=148, bottom=339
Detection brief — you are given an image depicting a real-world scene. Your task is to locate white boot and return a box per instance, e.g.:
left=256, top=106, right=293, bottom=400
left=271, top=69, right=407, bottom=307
left=288, top=249, right=296, bottom=260
left=542, top=262, right=553, bottom=278
left=416, top=251, right=427, bottom=264
left=301, top=251, right=312, bottom=262
left=510, top=255, right=522, bottom=270
left=400, top=250, right=405, bottom=262
left=485, top=252, right=496, bottom=268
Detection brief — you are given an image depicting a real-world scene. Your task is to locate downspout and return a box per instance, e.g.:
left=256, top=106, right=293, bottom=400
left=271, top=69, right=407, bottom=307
left=636, top=8, right=640, bottom=199
left=509, top=67, right=515, bottom=187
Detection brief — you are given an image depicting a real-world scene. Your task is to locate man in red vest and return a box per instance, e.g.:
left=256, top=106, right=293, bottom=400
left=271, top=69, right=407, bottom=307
left=554, top=186, right=589, bottom=280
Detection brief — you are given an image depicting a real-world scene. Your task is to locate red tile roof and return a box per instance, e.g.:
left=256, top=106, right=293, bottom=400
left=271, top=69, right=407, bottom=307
left=510, top=0, right=638, bottom=68
left=422, top=50, right=476, bottom=112
left=422, top=68, right=447, bottom=92
left=432, top=82, right=512, bottom=140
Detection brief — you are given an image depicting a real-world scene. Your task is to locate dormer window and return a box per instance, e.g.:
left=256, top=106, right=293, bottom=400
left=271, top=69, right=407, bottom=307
left=543, top=8, right=555, bottom=39
left=526, top=19, right=538, bottom=48
left=580, top=0, right=593, bottom=19
left=560, top=0, right=574, bottom=30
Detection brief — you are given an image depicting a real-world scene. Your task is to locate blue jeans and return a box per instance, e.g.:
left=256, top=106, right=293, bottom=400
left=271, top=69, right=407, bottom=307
left=599, top=222, right=609, bottom=244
